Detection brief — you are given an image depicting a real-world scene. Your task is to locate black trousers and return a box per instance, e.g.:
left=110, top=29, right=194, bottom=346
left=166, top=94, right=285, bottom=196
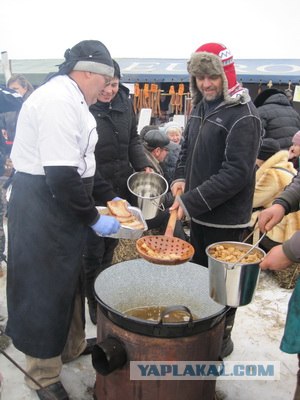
left=82, top=228, right=118, bottom=300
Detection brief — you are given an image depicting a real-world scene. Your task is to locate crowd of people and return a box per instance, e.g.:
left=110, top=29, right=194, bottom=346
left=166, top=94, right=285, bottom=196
left=0, top=39, right=299, bottom=400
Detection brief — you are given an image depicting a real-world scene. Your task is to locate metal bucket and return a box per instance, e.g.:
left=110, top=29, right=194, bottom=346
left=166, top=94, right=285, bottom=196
left=206, top=241, right=265, bottom=307
left=127, top=172, right=168, bottom=220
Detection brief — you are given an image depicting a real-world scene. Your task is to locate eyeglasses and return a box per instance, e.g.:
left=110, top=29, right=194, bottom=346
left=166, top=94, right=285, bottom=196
left=102, top=75, right=113, bottom=85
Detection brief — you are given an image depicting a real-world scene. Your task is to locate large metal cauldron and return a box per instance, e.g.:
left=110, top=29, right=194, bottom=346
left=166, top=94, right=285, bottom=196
left=92, top=259, right=227, bottom=400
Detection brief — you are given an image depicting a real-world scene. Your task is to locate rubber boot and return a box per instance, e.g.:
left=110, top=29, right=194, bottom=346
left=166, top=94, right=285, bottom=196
left=220, top=308, right=236, bottom=358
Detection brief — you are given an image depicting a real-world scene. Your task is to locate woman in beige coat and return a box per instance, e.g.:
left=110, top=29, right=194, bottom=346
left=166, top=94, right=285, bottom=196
left=251, top=138, right=300, bottom=250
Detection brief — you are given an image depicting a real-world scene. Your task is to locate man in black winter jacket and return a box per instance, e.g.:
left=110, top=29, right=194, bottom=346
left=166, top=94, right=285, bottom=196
left=254, top=88, right=300, bottom=150
left=170, top=42, right=262, bottom=358
left=83, top=60, right=152, bottom=324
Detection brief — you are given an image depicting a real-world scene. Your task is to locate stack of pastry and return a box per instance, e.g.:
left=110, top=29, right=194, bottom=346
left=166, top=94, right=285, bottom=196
left=105, top=200, right=145, bottom=230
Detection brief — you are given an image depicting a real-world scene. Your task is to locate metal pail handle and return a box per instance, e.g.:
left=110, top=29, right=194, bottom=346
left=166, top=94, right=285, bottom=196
left=151, top=198, right=165, bottom=211
left=157, top=305, right=194, bottom=327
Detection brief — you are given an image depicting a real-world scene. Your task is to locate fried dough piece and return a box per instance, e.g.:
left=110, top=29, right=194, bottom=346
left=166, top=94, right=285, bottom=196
left=139, top=242, right=180, bottom=261
left=107, top=200, right=131, bottom=218
left=101, top=202, right=145, bottom=230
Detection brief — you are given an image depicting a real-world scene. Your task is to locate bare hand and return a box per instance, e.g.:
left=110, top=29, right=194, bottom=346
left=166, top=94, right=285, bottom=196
left=171, top=181, right=185, bottom=197
left=259, top=244, right=292, bottom=270
left=169, top=200, right=184, bottom=220
left=258, top=204, right=285, bottom=233
left=175, top=204, right=185, bottom=220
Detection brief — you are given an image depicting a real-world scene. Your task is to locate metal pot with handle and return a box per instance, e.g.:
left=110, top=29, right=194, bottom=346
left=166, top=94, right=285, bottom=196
left=206, top=241, right=265, bottom=307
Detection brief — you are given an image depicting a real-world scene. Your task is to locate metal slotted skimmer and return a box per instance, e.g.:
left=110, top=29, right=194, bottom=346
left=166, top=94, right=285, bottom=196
left=136, top=206, right=195, bottom=266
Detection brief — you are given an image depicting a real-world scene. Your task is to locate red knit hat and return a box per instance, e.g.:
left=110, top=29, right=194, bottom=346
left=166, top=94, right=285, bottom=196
left=194, top=42, right=238, bottom=91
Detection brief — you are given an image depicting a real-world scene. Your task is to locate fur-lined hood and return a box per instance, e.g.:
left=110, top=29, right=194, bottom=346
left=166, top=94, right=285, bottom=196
left=187, top=51, right=250, bottom=106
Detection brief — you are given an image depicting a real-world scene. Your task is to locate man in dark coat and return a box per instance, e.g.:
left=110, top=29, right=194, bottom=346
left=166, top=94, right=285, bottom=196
left=170, top=42, right=262, bottom=359
left=84, top=60, right=152, bottom=324
left=254, top=88, right=300, bottom=149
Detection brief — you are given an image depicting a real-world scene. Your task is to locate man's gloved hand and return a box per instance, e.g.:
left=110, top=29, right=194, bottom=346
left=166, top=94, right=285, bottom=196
left=91, top=215, right=120, bottom=236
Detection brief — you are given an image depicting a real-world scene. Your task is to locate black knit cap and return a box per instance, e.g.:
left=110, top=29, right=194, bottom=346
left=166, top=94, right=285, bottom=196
left=44, top=40, right=114, bottom=83
left=65, top=40, right=112, bottom=63
left=63, top=40, right=113, bottom=75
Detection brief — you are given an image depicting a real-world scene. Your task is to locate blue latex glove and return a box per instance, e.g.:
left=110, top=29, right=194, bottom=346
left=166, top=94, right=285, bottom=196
left=91, top=215, right=120, bottom=236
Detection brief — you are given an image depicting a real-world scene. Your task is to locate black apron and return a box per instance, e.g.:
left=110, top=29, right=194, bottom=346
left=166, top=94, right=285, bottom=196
left=6, top=172, right=91, bottom=358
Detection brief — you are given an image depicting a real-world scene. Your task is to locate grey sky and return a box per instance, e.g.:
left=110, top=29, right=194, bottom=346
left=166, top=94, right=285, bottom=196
left=1, top=0, right=299, bottom=60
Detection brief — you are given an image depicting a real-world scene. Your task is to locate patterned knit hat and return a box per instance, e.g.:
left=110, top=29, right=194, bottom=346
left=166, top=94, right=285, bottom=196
left=196, top=43, right=237, bottom=90
left=188, top=42, right=242, bottom=104
left=188, top=42, right=238, bottom=91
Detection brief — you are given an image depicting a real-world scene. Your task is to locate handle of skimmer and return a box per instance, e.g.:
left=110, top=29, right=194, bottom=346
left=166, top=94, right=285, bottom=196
left=164, top=188, right=183, bottom=238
